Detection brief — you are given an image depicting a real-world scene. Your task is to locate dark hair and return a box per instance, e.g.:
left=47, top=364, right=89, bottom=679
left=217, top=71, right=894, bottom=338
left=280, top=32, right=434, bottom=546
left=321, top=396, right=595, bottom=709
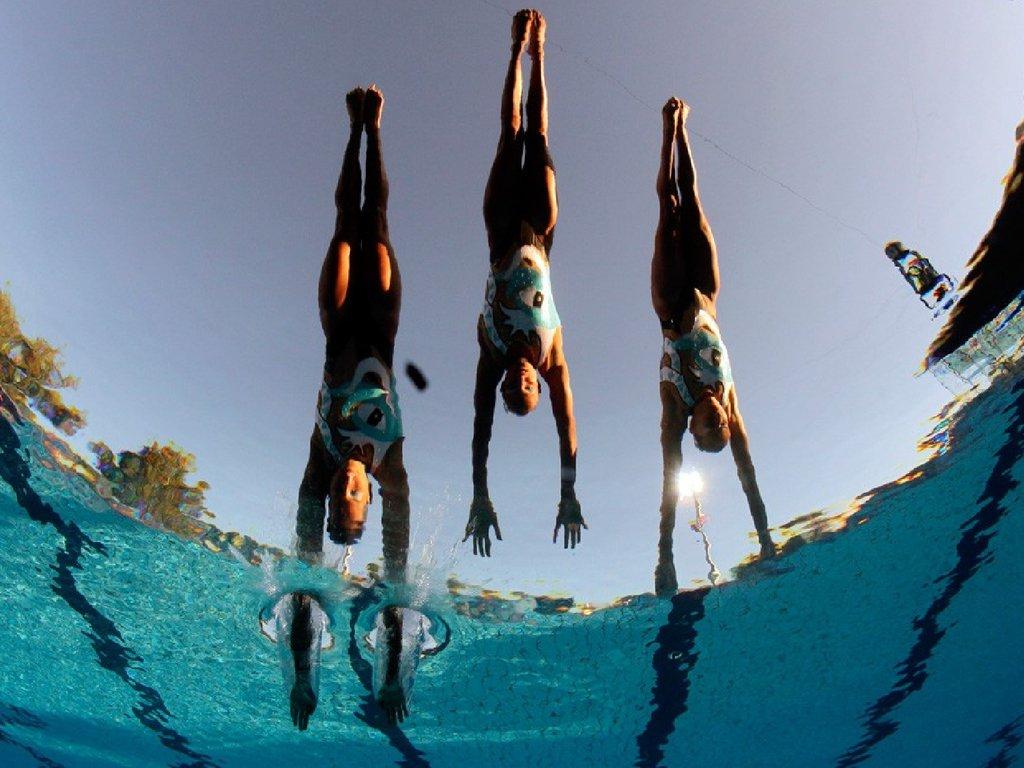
left=883, top=240, right=906, bottom=258
left=502, top=386, right=535, bottom=416
left=693, top=425, right=729, bottom=453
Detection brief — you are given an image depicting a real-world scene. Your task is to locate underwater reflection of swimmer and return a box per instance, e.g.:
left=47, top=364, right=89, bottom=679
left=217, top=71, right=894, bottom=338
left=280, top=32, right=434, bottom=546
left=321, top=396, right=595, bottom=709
left=295, top=85, right=410, bottom=583
left=364, top=606, right=444, bottom=725
left=468, top=9, right=585, bottom=557
left=927, top=119, right=1024, bottom=364
left=651, top=97, right=774, bottom=596
left=259, top=592, right=333, bottom=730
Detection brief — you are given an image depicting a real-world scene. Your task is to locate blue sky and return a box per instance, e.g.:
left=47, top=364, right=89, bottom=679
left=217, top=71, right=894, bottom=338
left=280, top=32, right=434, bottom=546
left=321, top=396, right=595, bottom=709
left=2, top=1, right=1021, bottom=601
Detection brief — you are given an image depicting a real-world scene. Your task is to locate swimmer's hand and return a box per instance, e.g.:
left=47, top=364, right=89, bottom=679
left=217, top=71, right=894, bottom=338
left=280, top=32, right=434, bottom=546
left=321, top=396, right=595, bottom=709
left=290, top=674, right=317, bottom=731
left=463, top=496, right=502, bottom=557
left=377, top=682, right=408, bottom=725
left=553, top=495, right=587, bottom=549
left=654, top=556, right=678, bottom=597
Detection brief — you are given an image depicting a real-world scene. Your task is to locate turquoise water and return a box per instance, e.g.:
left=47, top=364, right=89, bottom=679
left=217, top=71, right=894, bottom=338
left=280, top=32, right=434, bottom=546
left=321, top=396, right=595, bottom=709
left=1, top=364, right=1023, bottom=767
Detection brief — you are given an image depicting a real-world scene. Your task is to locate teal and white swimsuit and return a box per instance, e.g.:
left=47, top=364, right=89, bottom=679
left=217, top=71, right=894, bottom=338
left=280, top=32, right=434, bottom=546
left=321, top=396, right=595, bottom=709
left=481, top=244, right=562, bottom=361
left=660, top=309, right=734, bottom=408
left=317, top=357, right=403, bottom=473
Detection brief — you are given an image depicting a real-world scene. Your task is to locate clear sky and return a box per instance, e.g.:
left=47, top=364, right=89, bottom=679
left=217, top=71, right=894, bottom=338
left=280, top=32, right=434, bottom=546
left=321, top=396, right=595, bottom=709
left=2, top=1, right=1021, bottom=601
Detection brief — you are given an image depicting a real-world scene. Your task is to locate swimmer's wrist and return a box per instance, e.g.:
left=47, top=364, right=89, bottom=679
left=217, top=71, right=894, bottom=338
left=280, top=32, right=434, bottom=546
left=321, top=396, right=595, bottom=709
left=560, top=466, right=576, bottom=495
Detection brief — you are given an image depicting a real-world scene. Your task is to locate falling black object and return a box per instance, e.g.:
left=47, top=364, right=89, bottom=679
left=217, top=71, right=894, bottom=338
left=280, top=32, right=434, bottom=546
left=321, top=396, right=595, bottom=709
left=405, top=362, right=428, bottom=391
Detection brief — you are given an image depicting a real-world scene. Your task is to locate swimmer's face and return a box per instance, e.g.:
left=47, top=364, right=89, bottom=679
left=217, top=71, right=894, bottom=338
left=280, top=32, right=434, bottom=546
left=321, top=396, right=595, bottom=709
left=691, top=395, right=730, bottom=453
left=328, top=459, right=371, bottom=544
left=501, top=360, right=540, bottom=416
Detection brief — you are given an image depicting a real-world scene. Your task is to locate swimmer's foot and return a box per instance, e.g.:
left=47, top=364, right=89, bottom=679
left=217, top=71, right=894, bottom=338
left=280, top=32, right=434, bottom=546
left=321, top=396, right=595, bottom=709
left=364, top=84, right=384, bottom=131
left=663, top=97, right=682, bottom=138
left=758, top=535, right=777, bottom=560
left=346, top=87, right=365, bottom=127
left=528, top=9, right=545, bottom=58
left=654, top=557, right=678, bottom=597
left=511, top=8, right=531, bottom=49
left=675, top=98, right=691, bottom=131
left=290, top=673, right=317, bottom=731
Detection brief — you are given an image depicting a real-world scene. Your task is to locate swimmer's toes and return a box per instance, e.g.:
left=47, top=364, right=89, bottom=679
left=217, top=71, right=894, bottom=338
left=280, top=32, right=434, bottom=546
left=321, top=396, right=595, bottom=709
left=364, top=84, right=384, bottom=128
left=346, top=87, right=365, bottom=124
left=512, top=9, right=532, bottom=45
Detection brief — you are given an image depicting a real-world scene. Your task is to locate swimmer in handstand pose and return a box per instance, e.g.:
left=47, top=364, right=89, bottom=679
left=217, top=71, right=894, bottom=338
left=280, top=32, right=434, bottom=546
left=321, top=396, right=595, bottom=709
left=653, top=97, right=774, bottom=596
left=466, top=9, right=585, bottom=557
left=290, top=85, right=411, bottom=728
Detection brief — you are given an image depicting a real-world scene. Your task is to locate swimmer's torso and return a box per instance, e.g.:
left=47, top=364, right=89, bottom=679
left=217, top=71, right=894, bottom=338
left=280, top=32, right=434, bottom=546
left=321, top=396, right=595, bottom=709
left=480, top=241, right=562, bottom=367
left=660, top=290, right=734, bottom=411
left=317, top=348, right=403, bottom=473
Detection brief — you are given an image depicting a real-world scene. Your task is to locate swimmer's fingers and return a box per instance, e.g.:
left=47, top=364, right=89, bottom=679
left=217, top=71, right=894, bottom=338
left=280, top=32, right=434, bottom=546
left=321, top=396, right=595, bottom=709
left=378, top=689, right=408, bottom=725
left=466, top=500, right=500, bottom=557
left=290, top=681, right=316, bottom=731
left=554, top=498, right=586, bottom=549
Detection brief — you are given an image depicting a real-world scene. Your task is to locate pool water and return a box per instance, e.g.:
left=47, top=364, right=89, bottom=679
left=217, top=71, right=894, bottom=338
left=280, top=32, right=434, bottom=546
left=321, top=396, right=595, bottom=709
left=1, top=358, right=1023, bottom=767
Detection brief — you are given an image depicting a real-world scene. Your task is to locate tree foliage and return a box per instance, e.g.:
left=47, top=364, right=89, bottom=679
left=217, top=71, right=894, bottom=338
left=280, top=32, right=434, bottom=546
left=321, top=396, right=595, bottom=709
left=90, top=440, right=215, bottom=536
left=0, top=290, right=85, bottom=434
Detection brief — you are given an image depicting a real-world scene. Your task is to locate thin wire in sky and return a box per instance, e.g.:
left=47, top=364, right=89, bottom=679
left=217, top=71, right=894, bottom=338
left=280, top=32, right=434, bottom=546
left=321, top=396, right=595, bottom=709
left=474, top=0, right=883, bottom=248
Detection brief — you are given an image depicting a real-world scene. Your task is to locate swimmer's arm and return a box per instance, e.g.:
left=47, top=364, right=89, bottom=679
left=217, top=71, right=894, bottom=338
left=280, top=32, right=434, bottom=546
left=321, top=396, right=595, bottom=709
left=377, top=442, right=410, bottom=584
left=471, top=342, right=502, bottom=501
left=659, top=385, right=687, bottom=537
left=727, top=396, right=772, bottom=547
left=296, top=430, right=330, bottom=565
left=541, top=336, right=577, bottom=500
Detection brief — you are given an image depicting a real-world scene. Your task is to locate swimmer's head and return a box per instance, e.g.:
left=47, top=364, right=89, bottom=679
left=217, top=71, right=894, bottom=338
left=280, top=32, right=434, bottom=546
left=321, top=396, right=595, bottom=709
left=691, top=395, right=730, bottom=453
left=1016, top=119, right=1024, bottom=144
left=327, top=458, right=372, bottom=545
left=501, top=358, right=541, bottom=416
left=884, top=240, right=906, bottom=260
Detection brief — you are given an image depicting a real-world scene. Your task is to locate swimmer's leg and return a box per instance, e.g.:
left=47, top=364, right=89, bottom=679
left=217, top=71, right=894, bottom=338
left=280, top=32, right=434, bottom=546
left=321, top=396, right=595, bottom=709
left=483, top=9, right=530, bottom=259
left=318, top=87, right=364, bottom=339
left=675, top=102, right=720, bottom=304
left=652, top=98, right=685, bottom=323
left=360, top=85, right=401, bottom=343
left=289, top=592, right=318, bottom=730
left=523, top=10, right=557, bottom=248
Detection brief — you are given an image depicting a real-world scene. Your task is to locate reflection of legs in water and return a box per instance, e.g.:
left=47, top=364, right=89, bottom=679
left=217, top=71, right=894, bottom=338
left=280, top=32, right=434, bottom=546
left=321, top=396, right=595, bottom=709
left=482, top=10, right=556, bottom=253
left=377, top=606, right=409, bottom=724
left=483, top=9, right=530, bottom=257
left=523, top=10, right=557, bottom=249
left=654, top=99, right=684, bottom=598
left=289, top=592, right=318, bottom=730
left=360, top=85, right=401, bottom=347
left=674, top=99, right=719, bottom=304
left=318, top=88, right=365, bottom=339
left=652, top=98, right=683, bottom=325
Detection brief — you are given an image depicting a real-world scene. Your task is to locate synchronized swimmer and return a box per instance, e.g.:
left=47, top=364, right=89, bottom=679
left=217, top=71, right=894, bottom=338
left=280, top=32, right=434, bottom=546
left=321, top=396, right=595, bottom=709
left=285, top=7, right=783, bottom=730
left=466, top=9, right=586, bottom=557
